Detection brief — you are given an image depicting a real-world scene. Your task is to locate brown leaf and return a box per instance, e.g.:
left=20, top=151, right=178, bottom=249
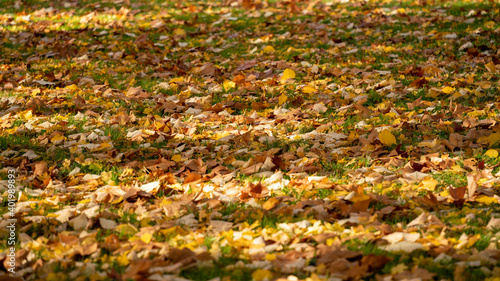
left=410, top=77, right=428, bottom=88
left=185, top=158, right=205, bottom=173
left=467, top=173, right=479, bottom=198
left=183, top=171, right=202, bottom=184
left=33, top=161, right=48, bottom=177
left=449, top=185, right=466, bottom=201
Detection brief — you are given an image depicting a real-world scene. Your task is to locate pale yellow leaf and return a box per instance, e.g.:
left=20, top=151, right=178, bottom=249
left=173, top=28, right=186, bottom=36
left=419, top=177, right=438, bottom=191
left=50, top=134, right=65, bottom=144
left=485, top=61, right=496, bottom=74
left=115, top=224, right=138, bottom=236
left=117, top=253, right=129, bottom=266
left=223, top=80, right=235, bottom=91
left=19, top=110, right=33, bottom=120
left=476, top=195, right=498, bottom=205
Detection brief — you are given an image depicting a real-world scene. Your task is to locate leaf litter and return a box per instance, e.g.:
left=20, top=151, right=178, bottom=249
left=0, top=0, right=500, bottom=280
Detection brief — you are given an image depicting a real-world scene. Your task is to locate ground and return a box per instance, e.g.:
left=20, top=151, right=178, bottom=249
left=1, top=0, right=500, bottom=280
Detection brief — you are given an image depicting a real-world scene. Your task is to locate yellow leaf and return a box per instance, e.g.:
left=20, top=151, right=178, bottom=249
left=384, top=46, right=396, bottom=52
left=485, top=61, right=496, bottom=74
left=100, top=142, right=112, bottom=149
left=252, top=269, right=273, bottom=281
left=223, top=80, right=235, bottom=91
left=487, top=133, right=500, bottom=146
left=143, top=108, right=153, bottom=115
left=117, top=253, right=129, bottom=266
left=66, top=84, right=78, bottom=90
left=262, top=197, right=280, bottom=210
left=301, top=85, right=317, bottom=94
left=419, top=177, right=438, bottom=191
left=265, top=253, right=276, bottom=261
left=484, top=21, right=495, bottom=29
left=281, top=68, right=295, bottom=81
left=476, top=195, right=498, bottom=205
left=214, top=131, right=231, bottom=140
left=50, top=134, right=65, bottom=144
left=140, top=232, right=152, bottom=244
left=442, top=86, right=455, bottom=94
left=262, top=45, right=275, bottom=53
left=171, top=154, right=183, bottom=162
left=19, top=110, right=33, bottom=120
left=379, top=129, right=397, bottom=146
left=485, top=149, right=498, bottom=158
left=169, top=77, right=184, bottom=83
left=278, top=94, right=287, bottom=105
left=173, top=28, right=186, bottom=36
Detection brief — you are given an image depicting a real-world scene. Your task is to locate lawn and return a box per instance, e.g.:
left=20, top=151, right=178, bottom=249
left=1, top=0, right=500, bottom=280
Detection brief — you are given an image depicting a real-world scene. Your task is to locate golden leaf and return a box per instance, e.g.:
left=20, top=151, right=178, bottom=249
left=442, top=86, right=455, bottom=94
left=301, top=85, right=317, bottom=94
left=281, top=68, right=295, bottom=81
left=252, top=269, right=273, bottom=281
left=262, top=45, right=275, bottom=53
left=171, top=154, right=183, bottom=162
left=278, top=93, right=287, bottom=105
left=379, top=129, right=397, bottom=146
left=485, top=149, right=498, bottom=158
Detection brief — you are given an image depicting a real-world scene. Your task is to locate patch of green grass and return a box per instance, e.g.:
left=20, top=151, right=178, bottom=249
left=320, top=160, right=346, bottom=178
left=315, top=188, right=334, bottom=199
left=180, top=257, right=253, bottom=281
left=432, top=171, right=467, bottom=189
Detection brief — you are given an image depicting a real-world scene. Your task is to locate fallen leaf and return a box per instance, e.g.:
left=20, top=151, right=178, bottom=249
left=379, top=129, right=397, bottom=146
left=281, top=68, right=295, bottom=81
